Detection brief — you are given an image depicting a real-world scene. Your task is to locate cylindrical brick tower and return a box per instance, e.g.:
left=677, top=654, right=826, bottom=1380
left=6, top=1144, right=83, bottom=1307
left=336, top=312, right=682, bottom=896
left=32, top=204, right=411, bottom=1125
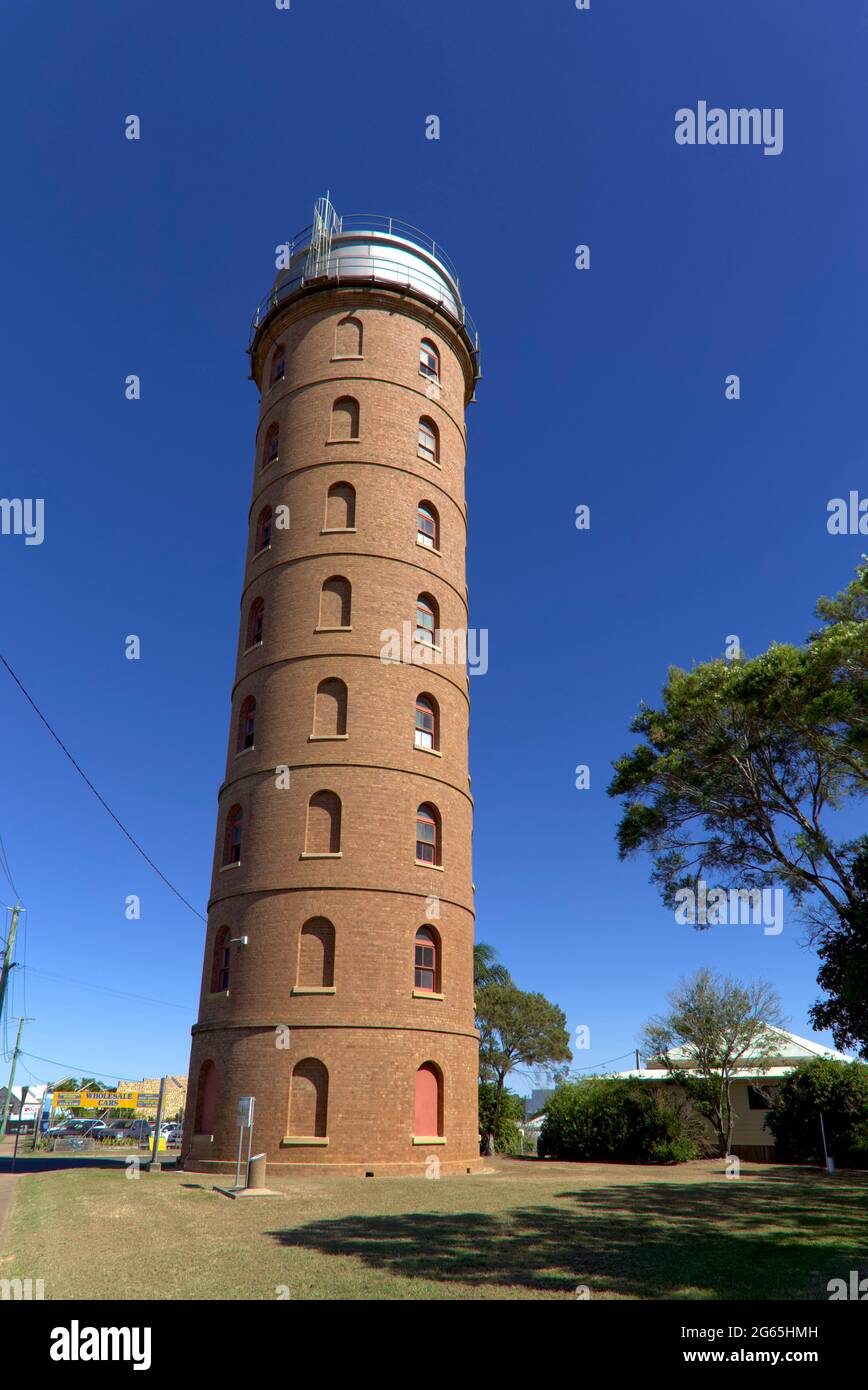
left=182, top=199, right=482, bottom=1175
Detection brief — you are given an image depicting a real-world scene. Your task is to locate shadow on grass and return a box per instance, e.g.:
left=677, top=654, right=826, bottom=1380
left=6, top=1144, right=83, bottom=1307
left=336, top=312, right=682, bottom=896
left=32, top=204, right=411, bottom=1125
left=268, top=1173, right=868, bottom=1299
left=0, top=1156, right=132, bottom=1174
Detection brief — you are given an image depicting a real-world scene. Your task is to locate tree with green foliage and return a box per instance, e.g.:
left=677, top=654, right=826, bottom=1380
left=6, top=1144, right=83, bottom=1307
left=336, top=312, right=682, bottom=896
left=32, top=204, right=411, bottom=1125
left=609, top=561, right=868, bottom=1056
left=810, top=846, right=868, bottom=1060
left=476, top=984, right=571, bottom=1155
left=473, top=942, right=511, bottom=991
left=477, top=1082, right=524, bottom=1155
left=642, top=969, right=786, bottom=1157
left=766, top=1057, right=868, bottom=1168
left=538, top=1077, right=697, bottom=1164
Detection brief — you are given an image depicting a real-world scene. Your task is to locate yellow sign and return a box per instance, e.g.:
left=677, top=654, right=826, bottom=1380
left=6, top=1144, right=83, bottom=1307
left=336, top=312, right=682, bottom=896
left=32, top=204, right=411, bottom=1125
left=57, top=1091, right=138, bottom=1110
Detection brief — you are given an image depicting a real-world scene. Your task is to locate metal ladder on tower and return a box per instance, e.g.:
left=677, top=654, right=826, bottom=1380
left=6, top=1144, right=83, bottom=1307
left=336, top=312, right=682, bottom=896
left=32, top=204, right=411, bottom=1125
left=304, top=193, right=339, bottom=283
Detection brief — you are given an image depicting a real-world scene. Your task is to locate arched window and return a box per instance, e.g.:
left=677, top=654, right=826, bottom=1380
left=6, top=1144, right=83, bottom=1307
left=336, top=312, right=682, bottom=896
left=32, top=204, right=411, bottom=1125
left=237, top=695, right=256, bottom=752
left=210, top=927, right=231, bottom=992
left=318, top=576, right=351, bottom=629
left=194, top=1060, right=218, bottom=1134
left=255, top=506, right=272, bottom=553
left=335, top=315, right=363, bottom=358
left=418, top=416, right=439, bottom=463
left=325, top=482, right=356, bottom=531
left=223, top=805, right=243, bottom=865
left=414, top=926, right=439, bottom=992
left=288, top=1058, right=329, bottom=1138
left=305, top=791, right=342, bottom=855
left=414, top=693, right=438, bottom=751
left=313, top=678, right=348, bottom=737
left=264, top=422, right=280, bottom=467
left=331, top=396, right=360, bottom=442
left=270, top=344, right=285, bottom=384
left=417, top=501, right=439, bottom=550
left=415, top=802, right=440, bottom=865
left=246, top=597, right=264, bottom=648
left=297, top=918, right=336, bottom=989
left=414, top=1062, right=443, bottom=1137
left=415, top=593, right=438, bottom=646
left=419, top=339, right=440, bottom=381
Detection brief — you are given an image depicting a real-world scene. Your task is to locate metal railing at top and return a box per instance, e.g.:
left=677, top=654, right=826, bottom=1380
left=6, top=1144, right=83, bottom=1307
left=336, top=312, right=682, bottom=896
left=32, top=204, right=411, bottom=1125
left=275, top=213, right=463, bottom=289
left=247, top=247, right=480, bottom=356
left=336, top=214, right=463, bottom=288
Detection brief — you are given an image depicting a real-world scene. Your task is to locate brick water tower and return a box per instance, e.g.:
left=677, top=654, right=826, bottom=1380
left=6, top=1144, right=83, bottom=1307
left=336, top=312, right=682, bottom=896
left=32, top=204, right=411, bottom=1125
left=182, top=198, right=482, bottom=1175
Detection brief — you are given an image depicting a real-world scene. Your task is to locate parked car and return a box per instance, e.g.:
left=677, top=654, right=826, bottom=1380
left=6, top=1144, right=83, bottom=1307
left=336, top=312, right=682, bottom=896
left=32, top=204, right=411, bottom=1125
left=97, top=1119, right=153, bottom=1145
left=48, top=1119, right=105, bottom=1140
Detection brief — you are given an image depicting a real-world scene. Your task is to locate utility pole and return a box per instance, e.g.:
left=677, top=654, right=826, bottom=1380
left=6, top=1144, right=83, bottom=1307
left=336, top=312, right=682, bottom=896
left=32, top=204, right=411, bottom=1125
left=30, top=1085, right=44, bottom=1151
left=0, top=903, right=22, bottom=1026
left=11, top=1085, right=27, bottom=1170
left=0, top=1017, right=33, bottom=1142
left=150, top=1076, right=166, bottom=1167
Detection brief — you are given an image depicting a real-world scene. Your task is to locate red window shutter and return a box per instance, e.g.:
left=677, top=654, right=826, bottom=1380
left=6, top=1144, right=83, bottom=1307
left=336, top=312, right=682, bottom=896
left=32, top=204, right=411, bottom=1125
left=414, top=1064, right=440, bottom=1136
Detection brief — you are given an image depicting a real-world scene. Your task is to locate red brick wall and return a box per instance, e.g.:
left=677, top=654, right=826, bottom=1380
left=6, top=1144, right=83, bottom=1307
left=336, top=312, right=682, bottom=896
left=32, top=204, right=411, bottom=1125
left=182, top=286, right=480, bottom=1175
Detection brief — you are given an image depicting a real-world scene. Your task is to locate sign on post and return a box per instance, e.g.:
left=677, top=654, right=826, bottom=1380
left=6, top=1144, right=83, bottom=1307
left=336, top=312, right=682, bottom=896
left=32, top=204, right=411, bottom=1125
left=234, top=1096, right=255, bottom=1189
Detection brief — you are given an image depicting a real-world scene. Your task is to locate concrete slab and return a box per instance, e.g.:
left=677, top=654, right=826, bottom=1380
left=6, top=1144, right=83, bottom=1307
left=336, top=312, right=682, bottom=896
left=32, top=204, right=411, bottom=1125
left=212, top=1184, right=284, bottom=1200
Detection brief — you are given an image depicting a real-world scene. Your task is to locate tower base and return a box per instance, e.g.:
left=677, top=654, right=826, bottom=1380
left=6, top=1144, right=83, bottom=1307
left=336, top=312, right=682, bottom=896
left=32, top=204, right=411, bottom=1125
left=182, top=1155, right=484, bottom=1178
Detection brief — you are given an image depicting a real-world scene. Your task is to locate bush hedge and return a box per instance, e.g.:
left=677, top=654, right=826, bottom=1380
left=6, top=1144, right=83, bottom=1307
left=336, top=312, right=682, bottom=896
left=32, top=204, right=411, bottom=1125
left=766, top=1058, right=868, bottom=1168
left=538, top=1078, right=698, bottom=1163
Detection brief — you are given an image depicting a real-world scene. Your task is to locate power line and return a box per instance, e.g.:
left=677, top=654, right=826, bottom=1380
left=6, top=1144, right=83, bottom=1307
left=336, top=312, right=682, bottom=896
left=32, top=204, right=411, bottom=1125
left=0, top=832, right=19, bottom=900
left=21, top=1050, right=138, bottom=1084
left=571, top=1050, right=637, bottom=1074
left=0, top=653, right=205, bottom=922
left=26, top=966, right=190, bottom=1012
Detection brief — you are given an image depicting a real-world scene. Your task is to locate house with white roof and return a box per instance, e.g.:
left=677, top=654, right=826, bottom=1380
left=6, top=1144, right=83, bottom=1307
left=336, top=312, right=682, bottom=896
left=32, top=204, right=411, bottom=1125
left=609, top=1028, right=857, bottom=1161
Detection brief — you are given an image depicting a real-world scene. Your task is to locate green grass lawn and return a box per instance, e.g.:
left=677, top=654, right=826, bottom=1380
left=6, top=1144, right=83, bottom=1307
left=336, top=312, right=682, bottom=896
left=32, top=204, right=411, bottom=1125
left=2, top=1156, right=867, bottom=1300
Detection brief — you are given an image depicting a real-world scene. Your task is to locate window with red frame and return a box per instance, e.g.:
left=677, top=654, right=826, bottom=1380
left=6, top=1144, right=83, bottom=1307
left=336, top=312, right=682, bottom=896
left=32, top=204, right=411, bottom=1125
left=255, top=506, right=272, bottom=553
left=265, top=422, right=279, bottom=465
left=237, top=696, right=256, bottom=752
left=211, top=927, right=231, bottom=992
left=271, top=344, right=285, bottom=384
left=415, top=803, right=439, bottom=864
left=415, top=694, right=437, bottom=750
left=414, top=926, right=438, bottom=991
left=415, top=594, right=436, bottom=645
left=246, top=598, right=264, bottom=648
left=417, top=502, right=438, bottom=549
left=418, top=417, right=438, bottom=462
left=419, top=339, right=440, bottom=381
left=224, top=806, right=243, bottom=865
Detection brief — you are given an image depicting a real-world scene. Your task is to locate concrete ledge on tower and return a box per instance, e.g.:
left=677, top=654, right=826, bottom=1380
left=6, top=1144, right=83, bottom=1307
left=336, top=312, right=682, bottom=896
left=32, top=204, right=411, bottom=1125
left=291, top=985, right=336, bottom=996
left=412, top=1136, right=446, bottom=1145
left=281, top=1136, right=329, bottom=1147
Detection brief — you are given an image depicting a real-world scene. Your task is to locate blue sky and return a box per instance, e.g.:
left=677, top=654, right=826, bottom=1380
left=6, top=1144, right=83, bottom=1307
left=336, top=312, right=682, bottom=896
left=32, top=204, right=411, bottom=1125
left=0, top=1, right=865, bottom=1094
